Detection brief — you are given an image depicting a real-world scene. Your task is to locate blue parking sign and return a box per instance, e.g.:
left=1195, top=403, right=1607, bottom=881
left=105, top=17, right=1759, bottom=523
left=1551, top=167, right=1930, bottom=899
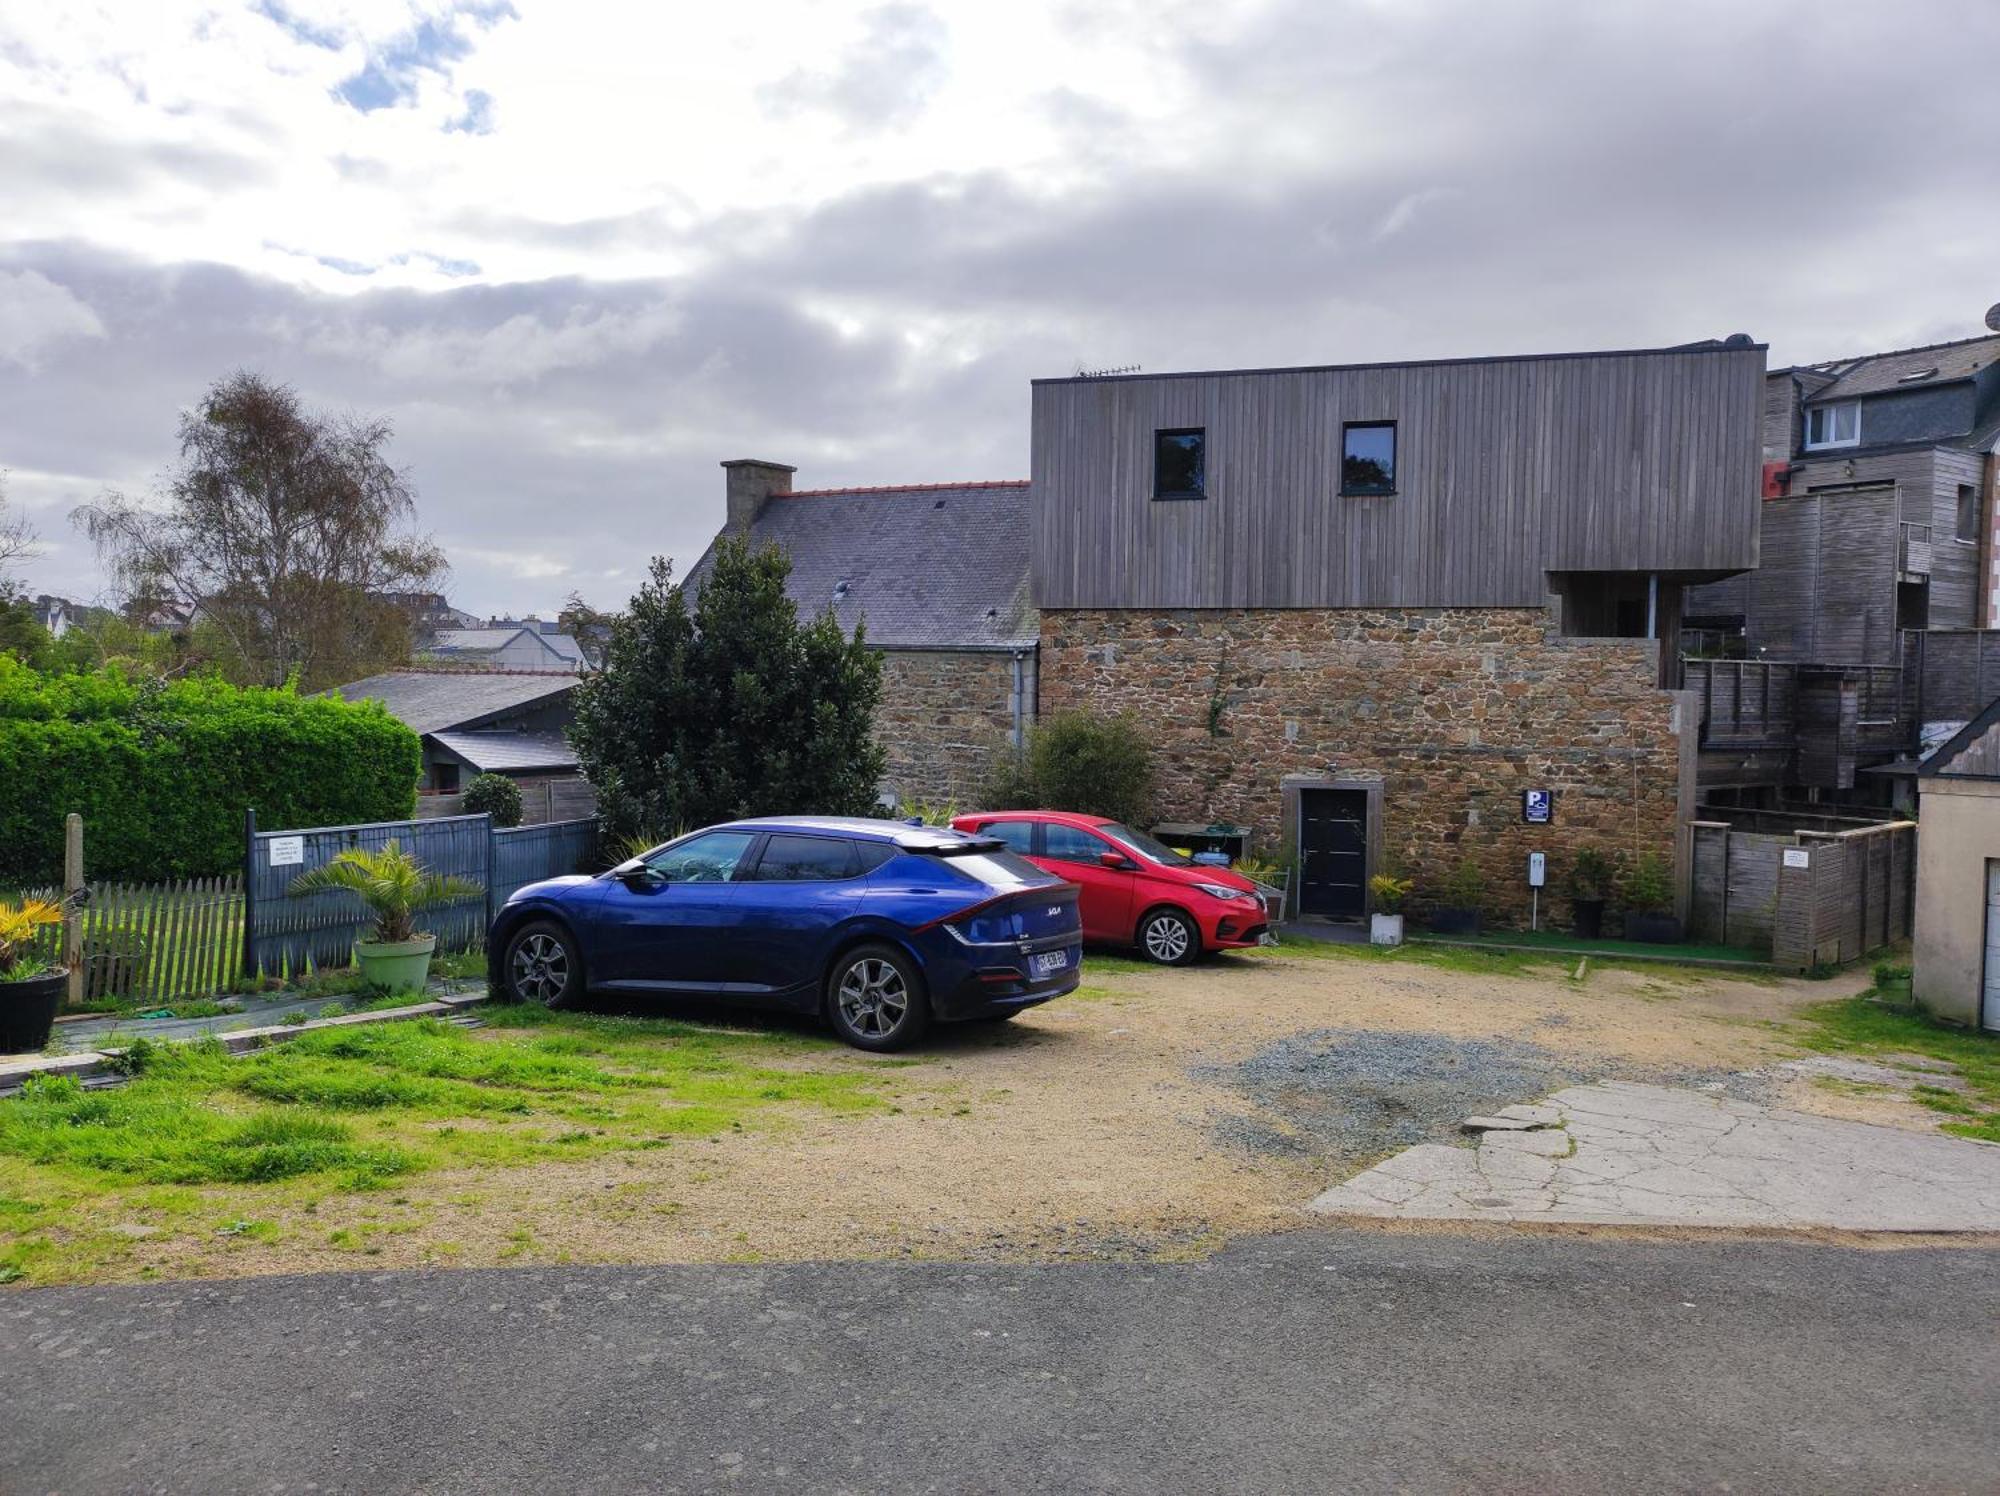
left=1522, top=789, right=1553, bottom=824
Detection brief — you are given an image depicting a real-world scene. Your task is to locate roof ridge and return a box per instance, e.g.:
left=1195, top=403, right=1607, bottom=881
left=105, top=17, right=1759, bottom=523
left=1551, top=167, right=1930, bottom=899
left=780, top=480, right=1030, bottom=498
left=369, top=666, right=581, bottom=678
left=1805, top=330, right=2000, bottom=370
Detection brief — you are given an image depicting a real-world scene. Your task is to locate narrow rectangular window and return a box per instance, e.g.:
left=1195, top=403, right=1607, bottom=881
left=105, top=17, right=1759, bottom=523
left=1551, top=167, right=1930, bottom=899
left=1957, top=483, right=1979, bottom=544
left=1153, top=428, right=1205, bottom=499
left=1804, top=401, right=1861, bottom=450
left=1341, top=421, right=1397, bottom=496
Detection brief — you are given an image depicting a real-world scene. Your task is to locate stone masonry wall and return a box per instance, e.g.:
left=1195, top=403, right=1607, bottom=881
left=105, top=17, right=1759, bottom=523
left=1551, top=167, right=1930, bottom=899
left=875, top=649, right=1022, bottom=810
left=1039, top=609, right=1688, bottom=928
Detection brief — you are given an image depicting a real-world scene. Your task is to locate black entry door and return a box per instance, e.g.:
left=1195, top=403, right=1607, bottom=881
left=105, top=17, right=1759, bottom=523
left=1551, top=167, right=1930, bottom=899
left=1297, top=789, right=1367, bottom=919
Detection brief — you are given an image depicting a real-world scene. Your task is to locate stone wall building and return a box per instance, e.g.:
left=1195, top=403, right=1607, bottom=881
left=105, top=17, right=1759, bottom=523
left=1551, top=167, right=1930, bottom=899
left=685, top=463, right=1036, bottom=809
left=1029, top=340, right=1764, bottom=928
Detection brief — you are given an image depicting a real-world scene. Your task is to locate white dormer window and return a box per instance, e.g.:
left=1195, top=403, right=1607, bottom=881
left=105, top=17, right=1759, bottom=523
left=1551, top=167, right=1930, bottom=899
left=1805, top=401, right=1861, bottom=450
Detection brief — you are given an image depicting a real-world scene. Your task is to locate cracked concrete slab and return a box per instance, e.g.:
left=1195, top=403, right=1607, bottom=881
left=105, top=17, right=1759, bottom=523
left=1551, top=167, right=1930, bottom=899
left=1307, top=1081, right=2000, bottom=1232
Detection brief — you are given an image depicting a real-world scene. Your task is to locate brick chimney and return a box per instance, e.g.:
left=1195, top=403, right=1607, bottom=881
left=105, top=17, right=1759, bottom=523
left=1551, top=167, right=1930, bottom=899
left=721, top=459, right=796, bottom=535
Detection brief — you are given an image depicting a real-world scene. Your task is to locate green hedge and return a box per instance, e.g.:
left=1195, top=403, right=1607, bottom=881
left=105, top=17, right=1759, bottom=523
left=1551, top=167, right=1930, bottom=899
left=0, top=659, right=420, bottom=883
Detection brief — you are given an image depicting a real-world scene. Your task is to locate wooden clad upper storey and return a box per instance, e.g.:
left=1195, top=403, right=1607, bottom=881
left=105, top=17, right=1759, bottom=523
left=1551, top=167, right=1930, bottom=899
left=1030, top=342, right=1766, bottom=610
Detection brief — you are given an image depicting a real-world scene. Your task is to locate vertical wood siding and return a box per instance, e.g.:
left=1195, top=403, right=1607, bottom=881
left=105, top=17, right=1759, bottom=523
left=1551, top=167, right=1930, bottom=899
left=1031, top=346, right=1764, bottom=610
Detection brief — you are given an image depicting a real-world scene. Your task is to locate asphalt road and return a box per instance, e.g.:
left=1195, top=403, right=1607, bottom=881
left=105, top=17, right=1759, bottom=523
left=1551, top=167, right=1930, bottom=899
left=4, top=1230, right=1996, bottom=1494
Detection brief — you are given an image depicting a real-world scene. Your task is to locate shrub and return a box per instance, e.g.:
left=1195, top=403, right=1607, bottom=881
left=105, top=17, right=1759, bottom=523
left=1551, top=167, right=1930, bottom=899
left=982, top=711, right=1154, bottom=825
left=1567, top=847, right=1614, bottom=902
left=0, top=657, right=420, bottom=884
left=1438, top=858, right=1486, bottom=911
left=461, top=773, right=523, bottom=828
left=1619, top=852, right=1675, bottom=914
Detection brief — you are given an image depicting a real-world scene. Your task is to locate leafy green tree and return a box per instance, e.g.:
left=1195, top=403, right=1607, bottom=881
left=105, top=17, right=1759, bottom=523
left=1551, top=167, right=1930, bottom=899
left=78, top=372, right=444, bottom=692
left=570, top=539, right=885, bottom=834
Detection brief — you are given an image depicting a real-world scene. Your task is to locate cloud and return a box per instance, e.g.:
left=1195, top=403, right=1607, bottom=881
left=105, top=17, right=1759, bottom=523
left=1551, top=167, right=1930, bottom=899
left=334, top=1, right=517, bottom=113
left=445, top=87, right=494, bottom=134
left=760, top=3, right=950, bottom=131
left=0, top=270, right=107, bottom=370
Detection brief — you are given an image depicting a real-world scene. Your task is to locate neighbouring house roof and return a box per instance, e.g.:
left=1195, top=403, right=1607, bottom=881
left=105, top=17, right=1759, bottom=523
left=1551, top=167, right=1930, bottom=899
left=420, top=626, right=584, bottom=672
left=1920, top=696, right=2000, bottom=780
left=684, top=481, right=1038, bottom=650
left=329, top=670, right=578, bottom=736
left=1805, top=333, right=2000, bottom=403
left=429, top=730, right=579, bottom=774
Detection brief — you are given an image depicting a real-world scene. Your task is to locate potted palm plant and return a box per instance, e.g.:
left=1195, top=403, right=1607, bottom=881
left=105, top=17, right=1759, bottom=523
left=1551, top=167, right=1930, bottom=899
left=1368, top=872, right=1411, bottom=946
left=1567, top=848, right=1613, bottom=940
left=287, top=842, right=483, bottom=995
left=1619, top=852, right=1681, bottom=945
left=0, top=897, right=67, bottom=1053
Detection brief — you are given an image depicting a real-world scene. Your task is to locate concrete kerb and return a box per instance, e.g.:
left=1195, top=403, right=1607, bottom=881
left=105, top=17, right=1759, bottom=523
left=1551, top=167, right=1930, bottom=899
left=0, top=990, right=495, bottom=1097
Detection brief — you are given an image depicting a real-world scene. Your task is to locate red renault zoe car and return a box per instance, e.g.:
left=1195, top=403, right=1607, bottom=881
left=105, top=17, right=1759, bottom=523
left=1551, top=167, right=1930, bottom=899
left=949, top=810, right=1269, bottom=964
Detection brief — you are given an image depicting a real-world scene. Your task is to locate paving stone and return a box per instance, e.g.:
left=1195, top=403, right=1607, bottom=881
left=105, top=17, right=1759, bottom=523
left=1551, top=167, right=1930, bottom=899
left=1308, top=1081, right=2000, bottom=1232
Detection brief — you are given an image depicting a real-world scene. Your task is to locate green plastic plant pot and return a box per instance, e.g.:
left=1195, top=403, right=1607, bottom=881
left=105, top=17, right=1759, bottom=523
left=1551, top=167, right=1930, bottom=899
left=354, top=934, right=437, bottom=996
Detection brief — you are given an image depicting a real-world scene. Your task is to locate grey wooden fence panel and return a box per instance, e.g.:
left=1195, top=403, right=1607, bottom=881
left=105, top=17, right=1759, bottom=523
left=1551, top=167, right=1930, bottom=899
left=492, top=817, right=601, bottom=908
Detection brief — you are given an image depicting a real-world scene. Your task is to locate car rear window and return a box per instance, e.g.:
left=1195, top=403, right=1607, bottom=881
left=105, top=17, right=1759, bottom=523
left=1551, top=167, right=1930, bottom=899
left=743, top=834, right=860, bottom=882
left=925, top=848, right=1057, bottom=887
left=978, top=820, right=1036, bottom=854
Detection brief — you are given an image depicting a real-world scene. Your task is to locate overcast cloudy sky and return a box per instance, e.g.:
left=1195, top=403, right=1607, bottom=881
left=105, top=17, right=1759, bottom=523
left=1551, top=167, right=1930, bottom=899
left=2, top=0, right=1995, bottom=616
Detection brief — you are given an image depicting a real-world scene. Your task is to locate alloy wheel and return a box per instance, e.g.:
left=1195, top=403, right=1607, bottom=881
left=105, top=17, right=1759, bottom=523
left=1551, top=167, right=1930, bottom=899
left=1143, top=913, right=1192, bottom=964
left=511, top=931, right=569, bottom=1004
left=836, top=957, right=909, bottom=1038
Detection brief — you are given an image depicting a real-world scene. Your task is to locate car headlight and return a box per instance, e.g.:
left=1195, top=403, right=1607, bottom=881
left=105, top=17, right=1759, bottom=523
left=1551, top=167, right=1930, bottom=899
left=1194, top=883, right=1249, bottom=902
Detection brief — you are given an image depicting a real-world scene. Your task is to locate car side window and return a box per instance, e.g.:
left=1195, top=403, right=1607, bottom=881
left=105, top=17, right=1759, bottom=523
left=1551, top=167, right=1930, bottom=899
left=979, top=820, right=1036, bottom=855
left=1041, top=823, right=1110, bottom=864
left=743, top=834, right=860, bottom=882
left=644, top=831, right=757, bottom=883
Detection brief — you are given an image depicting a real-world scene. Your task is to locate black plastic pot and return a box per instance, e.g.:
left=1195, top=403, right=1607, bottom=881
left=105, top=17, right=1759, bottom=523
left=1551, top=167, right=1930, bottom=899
left=1572, top=899, right=1605, bottom=940
left=1624, top=912, right=1683, bottom=946
left=1430, top=907, right=1481, bottom=936
left=0, top=971, right=65, bottom=1053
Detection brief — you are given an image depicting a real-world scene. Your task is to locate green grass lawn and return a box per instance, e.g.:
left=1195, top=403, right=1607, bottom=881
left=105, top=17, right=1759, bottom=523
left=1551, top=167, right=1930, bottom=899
left=0, top=1007, right=905, bottom=1285
left=1797, top=971, right=2000, bottom=1144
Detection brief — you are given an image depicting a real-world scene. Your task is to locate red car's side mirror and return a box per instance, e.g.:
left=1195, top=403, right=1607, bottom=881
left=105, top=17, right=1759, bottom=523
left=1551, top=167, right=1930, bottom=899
left=1099, top=850, right=1130, bottom=869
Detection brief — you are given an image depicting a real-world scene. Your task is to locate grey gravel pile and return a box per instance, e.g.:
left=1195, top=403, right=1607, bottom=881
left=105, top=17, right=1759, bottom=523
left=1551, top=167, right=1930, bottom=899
left=1203, top=1028, right=1774, bottom=1161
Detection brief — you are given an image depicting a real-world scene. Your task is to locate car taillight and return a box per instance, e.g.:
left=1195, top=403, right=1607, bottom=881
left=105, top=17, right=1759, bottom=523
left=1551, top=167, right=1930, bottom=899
left=944, top=907, right=1025, bottom=944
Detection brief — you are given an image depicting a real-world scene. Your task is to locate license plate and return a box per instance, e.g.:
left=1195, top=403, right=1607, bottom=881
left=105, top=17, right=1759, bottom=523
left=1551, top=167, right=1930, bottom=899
left=1030, top=950, right=1070, bottom=977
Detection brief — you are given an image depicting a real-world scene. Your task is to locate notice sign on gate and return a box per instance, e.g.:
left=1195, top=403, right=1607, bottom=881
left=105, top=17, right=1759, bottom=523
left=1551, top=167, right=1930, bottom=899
left=1783, top=848, right=1810, bottom=869
left=268, top=835, right=305, bottom=867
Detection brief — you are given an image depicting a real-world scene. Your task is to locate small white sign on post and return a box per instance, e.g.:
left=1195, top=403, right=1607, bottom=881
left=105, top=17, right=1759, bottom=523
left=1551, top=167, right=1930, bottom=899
left=268, top=835, right=305, bottom=868
left=1782, top=848, right=1810, bottom=869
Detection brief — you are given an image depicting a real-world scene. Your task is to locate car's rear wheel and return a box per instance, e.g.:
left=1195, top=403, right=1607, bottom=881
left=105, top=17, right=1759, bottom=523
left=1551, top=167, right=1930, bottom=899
left=1137, top=906, right=1200, bottom=966
left=502, top=920, right=581, bottom=1008
left=825, top=943, right=931, bottom=1052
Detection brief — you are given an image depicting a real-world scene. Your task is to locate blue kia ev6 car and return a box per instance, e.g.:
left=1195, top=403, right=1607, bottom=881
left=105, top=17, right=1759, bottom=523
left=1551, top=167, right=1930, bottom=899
left=488, top=817, right=1083, bottom=1050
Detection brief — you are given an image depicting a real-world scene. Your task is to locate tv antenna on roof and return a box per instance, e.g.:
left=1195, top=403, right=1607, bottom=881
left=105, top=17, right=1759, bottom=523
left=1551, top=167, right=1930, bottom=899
left=1074, top=362, right=1141, bottom=379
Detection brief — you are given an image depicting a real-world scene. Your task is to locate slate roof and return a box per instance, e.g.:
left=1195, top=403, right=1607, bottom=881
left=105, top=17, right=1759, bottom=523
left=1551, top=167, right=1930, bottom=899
left=684, top=481, right=1037, bottom=650
left=1806, top=333, right=2000, bottom=402
left=330, top=670, right=578, bottom=735
left=430, top=730, right=579, bottom=773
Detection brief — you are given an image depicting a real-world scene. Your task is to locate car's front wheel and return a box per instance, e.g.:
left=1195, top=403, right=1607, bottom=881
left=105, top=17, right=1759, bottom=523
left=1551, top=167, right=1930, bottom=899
left=1137, top=906, right=1200, bottom=966
left=501, top=919, right=582, bottom=1008
left=825, top=943, right=931, bottom=1052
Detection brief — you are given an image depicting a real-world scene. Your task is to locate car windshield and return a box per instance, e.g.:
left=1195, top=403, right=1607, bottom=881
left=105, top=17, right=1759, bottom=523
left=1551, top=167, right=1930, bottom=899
left=1100, top=823, right=1195, bottom=866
